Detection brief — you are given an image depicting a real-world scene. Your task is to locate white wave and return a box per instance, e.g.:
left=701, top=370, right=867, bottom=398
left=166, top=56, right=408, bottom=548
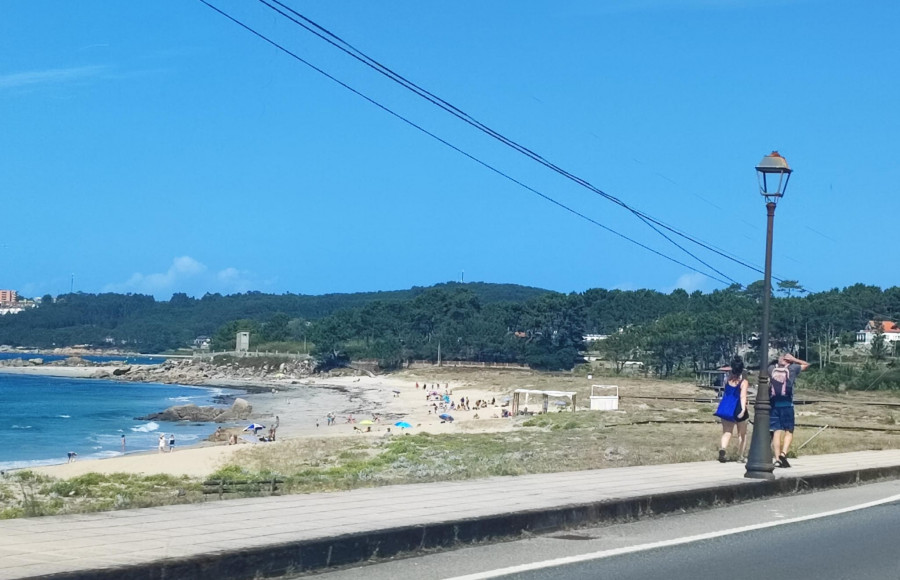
left=11, top=425, right=32, bottom=430
left=131, top=421, right=159, bottom=433
left=91, top=450, right=120, bottom=459
left=58, top=415, right=71, bottom=419
left=0, top=457, right=65, bottom=471
left=167, top=396, right=192, bottom=402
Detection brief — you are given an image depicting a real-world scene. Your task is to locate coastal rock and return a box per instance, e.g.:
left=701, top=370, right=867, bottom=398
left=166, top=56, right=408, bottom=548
left=28, top=358, right=44, bottom=366
left=216, top=398, right=252, bottom=421
left=136, top=398, right=253, bottom=423
left=137, top=404, right=222, bottom=422
left=92, top=370, right=112, bottom=379
left=0, top=358, right=26, bottom=367
left=112, top=365, right=132, bottom=376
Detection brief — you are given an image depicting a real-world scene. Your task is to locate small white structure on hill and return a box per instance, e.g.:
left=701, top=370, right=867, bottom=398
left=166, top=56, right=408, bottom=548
left=236, top=332, right=250, bottom=353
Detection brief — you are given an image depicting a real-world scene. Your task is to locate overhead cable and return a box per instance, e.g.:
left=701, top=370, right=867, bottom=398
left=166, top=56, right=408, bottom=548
left=257, top=0, right=752, bottom=283
left=197, top=0, right=733, bottom=285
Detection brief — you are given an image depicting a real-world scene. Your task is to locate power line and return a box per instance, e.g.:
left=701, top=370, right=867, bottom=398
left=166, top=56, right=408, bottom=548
left=256, top=0, right=751, bottom=283
left=197, top=0, right=734, bottom=285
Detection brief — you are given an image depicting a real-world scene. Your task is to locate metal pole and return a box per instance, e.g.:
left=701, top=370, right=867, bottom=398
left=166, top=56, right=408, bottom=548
left=745, top=201, right=777, bottom=479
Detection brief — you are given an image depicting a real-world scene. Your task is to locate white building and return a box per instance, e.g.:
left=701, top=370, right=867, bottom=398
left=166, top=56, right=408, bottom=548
left=856, top=320, right=900, bottom=345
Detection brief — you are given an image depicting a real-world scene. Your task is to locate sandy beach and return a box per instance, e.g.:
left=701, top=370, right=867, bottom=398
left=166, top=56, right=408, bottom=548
left=0, top=365, right=126, bottom=378
left=30, top=373, right=514, bottom=479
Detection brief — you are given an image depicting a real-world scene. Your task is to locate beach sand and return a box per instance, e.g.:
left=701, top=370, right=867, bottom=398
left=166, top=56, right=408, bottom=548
left=0, top=365, right=128, bottom=378
left=32, top=374, right=513, bottom=479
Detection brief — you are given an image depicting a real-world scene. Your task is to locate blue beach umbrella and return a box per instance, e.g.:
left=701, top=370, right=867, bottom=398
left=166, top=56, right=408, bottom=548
left=243, top=423, right=265, bottom=432
left=394, top=421, right=412, bottom=429
left=439, top=414, right=454, bottom=422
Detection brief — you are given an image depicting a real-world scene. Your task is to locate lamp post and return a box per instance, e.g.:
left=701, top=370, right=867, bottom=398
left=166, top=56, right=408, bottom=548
left=745, top=151, right=792, bottom=480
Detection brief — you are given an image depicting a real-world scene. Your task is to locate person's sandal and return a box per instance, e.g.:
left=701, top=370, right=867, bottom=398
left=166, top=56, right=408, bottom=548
left=778, top=453, right=791, bottom=468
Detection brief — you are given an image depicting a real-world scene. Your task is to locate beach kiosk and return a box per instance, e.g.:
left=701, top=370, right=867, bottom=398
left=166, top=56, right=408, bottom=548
left=510, top=389, right=577, bottom=414
left=589, top=385, right=619, bottom=411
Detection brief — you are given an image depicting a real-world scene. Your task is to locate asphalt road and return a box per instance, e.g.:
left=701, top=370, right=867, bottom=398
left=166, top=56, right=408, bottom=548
left=310, top=479, right=900, bottom=580
left=491, top=500, right=900, bottom=580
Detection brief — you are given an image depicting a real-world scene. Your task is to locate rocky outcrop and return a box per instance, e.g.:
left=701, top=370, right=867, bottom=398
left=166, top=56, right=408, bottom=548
left=47, top=356, right=89, bottom=367
left=136, top=398, right=253, bottom=423
left=119, top=358, right=316, bottom=386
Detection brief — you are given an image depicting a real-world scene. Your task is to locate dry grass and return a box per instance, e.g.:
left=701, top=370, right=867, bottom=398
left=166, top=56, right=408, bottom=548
left=214, top=368, right=900, bottom=490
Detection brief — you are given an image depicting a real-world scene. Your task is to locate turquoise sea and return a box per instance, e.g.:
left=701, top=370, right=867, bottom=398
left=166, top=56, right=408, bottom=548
left=0, top=373, right=237, bottom=471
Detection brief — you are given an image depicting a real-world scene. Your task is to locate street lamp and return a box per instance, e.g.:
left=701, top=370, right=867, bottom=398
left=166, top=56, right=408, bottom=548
left=745, top=151, right=792, bottom=480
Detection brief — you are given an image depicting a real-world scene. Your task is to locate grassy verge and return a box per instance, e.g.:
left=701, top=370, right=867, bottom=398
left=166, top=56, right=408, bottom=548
left=0, top=471, right=199, bottom=519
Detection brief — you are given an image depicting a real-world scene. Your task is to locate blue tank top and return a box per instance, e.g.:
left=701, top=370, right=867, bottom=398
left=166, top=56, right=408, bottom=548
left=723, top=381, right=741, bottom=400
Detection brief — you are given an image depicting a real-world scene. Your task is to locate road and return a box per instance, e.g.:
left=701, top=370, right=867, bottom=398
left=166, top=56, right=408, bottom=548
left=308, top=479, right=900, bottom=580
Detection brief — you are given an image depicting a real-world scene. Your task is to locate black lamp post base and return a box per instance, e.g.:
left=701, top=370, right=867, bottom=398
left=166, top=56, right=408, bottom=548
left=744, top=463, right=775, bottom=480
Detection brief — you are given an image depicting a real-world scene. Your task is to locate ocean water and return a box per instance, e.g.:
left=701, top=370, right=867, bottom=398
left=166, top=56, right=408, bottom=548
left=0, top=374, right=237, bottom=471
left=0, top=352, right=167, bottom=365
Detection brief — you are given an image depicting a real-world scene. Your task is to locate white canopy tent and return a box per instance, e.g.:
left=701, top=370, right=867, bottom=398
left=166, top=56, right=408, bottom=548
left=510, top=389, right=577, bottom=414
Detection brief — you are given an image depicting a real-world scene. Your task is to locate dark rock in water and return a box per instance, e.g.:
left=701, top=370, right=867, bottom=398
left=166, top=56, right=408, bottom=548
left=112, top=365, right=132, bottom=376
left=136, top=398, right=253, bottom=423
left=137, top=404, right=221, bottom=422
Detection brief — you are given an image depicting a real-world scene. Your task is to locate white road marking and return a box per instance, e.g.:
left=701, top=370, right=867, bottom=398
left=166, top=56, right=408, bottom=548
left=445, top=493, right=900, bottom=580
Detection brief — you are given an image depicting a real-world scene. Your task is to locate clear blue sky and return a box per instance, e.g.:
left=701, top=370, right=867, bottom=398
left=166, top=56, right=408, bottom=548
left=1, top=1, right=897, bottom=299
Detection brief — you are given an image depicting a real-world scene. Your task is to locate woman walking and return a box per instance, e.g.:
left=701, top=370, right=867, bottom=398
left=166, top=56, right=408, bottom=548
left=715, top=356, right=750, bottom=462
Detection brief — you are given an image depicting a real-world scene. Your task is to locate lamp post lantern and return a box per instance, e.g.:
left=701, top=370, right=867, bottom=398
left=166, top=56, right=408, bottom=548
left=745, top=151, right=792, bottom=480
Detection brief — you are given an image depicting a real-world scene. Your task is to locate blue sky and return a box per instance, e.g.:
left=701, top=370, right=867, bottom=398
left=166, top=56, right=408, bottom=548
left=1, top=1, right=897, bottom=299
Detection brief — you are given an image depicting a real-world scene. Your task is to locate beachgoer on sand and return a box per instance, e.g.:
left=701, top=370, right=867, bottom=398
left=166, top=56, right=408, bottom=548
left=168, top=433, right=175, bottom=452
left=67, top=451, right=77, bottom=463
left=158, top=434, right=166, bottom=453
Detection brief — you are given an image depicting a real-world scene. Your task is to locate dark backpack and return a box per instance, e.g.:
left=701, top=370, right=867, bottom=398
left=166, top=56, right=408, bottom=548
left=769, top=365, right=792, bottom=398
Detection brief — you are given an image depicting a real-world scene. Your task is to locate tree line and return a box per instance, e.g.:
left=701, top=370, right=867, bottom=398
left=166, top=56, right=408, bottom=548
left=1, top=281, right=898, bottom=373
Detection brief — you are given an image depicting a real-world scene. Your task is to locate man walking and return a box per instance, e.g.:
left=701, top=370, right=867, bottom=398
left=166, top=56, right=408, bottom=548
left=769, top=352, right=810, bottom=467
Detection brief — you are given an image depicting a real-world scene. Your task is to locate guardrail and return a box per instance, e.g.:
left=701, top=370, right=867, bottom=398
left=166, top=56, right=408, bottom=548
left=192, top=350, right=311, bottom=360
left=202, top=478, right=284, bottom=499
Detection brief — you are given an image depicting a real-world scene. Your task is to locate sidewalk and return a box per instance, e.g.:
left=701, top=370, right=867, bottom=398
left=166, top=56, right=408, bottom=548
left=2, top=449, right=899, bottom=580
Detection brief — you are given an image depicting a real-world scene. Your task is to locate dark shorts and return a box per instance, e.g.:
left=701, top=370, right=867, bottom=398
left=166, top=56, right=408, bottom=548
left=735, top=408, right=749, bottom=423
left=770, top=406, right=795, bottom=432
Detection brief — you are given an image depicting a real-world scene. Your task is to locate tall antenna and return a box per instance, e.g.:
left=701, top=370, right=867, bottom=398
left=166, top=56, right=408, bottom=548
left=70, top=273, right=74, bottom=294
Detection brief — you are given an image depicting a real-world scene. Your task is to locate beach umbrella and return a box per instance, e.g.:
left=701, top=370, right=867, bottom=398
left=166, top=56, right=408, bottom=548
left=394, top=421, right=412, bottom=429
left=243, top=423, right=265, bottom=431
left=360, top=420, right=374, bottom=425
left=439, top=414, right=454, bottom=422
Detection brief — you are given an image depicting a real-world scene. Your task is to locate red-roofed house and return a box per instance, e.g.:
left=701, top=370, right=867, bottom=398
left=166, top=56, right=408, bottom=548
left=856, top=320, right=900, bottom=345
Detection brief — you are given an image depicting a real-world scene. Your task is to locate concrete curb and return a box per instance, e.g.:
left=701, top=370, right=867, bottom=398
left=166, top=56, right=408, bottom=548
left=32, top=464, right=900, bottom=580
